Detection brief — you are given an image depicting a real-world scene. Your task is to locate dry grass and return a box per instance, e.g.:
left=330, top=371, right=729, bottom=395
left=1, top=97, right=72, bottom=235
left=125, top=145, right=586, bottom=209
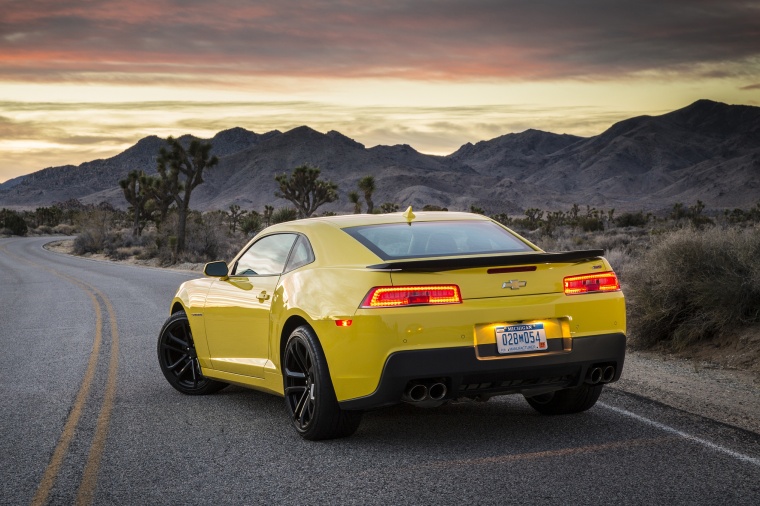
left=625, top=225, right=760, bottom=350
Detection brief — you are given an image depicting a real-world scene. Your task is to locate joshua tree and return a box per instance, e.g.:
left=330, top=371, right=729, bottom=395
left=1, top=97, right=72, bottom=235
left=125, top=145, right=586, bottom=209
left=155, top=137, right=218, bottom=253
left=380, top=202, right=399, bottom=213
left=227, top=204, right=248, bottom=233
left=357, top=175, right=375, bottom=214
left=348, top=191, right=362, bottom=213
left=274, top=165, right=338, bottom=218
left=119, top=170, right=151, bottom=236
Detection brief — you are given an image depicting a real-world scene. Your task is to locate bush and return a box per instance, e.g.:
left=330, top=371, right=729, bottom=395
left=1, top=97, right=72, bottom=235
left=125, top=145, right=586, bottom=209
left=615, top=211, right=649, bottom=228
left=271, top=207, right=298, bottom=224
left=52, top=224, right=76, bottom=235
left=626, top=226, right=760, bottom=350
left=0, top=209, right=28, bottom=236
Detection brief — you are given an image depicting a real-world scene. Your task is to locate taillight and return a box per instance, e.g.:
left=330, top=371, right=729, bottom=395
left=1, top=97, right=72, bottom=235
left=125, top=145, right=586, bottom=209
left=564, top=271, right=620, bottom=295
left=360, top=285, right=462, bottom=308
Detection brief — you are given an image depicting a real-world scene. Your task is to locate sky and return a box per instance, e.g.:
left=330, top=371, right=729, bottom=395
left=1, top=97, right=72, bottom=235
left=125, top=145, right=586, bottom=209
left=1, top=0, right=759, bottom=183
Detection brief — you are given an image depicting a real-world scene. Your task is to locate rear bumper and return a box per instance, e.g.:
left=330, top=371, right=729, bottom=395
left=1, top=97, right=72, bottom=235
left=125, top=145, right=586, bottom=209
left=338, top=333, right=626, bottom=410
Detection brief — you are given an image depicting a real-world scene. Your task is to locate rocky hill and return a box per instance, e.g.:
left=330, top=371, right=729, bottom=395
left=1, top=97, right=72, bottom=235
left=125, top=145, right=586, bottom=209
left=1, top=100, right=758, bottom=214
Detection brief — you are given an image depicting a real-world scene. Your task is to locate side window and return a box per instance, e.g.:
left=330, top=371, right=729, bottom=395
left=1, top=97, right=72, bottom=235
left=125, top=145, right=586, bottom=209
left=284, top=235, right=315, bottom=273
left=232, top=234, right=298, bottom=276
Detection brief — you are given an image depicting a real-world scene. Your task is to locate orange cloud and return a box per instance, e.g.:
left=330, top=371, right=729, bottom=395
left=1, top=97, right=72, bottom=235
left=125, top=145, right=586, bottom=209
left=1, top=0, right=758, bottom=83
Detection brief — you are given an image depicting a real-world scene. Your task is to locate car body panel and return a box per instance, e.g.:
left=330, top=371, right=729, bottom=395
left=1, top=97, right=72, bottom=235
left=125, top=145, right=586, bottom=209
left=168, top=211, right=626, bottom=406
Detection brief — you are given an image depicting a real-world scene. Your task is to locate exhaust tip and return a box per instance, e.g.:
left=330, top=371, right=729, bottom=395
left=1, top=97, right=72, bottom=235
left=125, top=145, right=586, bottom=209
left=587, top=367, right=603, bottom=385
left=602, top=365, right=615, bottom=383
left=428, top=382, right=447, bottom=401
left=406, top=383, right=428, bottom=402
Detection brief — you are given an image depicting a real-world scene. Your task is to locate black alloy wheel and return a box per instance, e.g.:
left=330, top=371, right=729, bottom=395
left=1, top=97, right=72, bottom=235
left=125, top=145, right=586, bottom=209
left=283, top=325, right=362, bottom=440
left=157, top=311, right=227, bottom=395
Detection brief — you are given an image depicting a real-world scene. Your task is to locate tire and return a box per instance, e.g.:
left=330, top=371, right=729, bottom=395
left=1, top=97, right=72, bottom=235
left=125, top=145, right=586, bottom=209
left=283, top=325, right=362, bottom=440
left=157, top=311, right=227, bottom=395
left=524, top=383, right=604, bottom=415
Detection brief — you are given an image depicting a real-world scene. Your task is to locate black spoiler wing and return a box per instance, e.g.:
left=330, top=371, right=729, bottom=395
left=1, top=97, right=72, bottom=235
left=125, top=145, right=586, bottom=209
left=367, top=249, right=605, bottom=271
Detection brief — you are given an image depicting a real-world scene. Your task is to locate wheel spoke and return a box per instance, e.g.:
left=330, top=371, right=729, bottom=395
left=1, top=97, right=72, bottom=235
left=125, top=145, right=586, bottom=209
left=284, top=367, right=306, bottom=380
left=167, top=355, right=188, bottom=370
left=296, top=344, right=310, bottom=374
left=167, top=330, right=188, bottom=348
left=176, top=359, right=192, bottom=378
left=285, top=385, right=307, bottom=396
left=161, top=342, right=186, bottom=354
left=294, top=388, right=310, bottom=426
left=291, top=344, right=308, bottom=373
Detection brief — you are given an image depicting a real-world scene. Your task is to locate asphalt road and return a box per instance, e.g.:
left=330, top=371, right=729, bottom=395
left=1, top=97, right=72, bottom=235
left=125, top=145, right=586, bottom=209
left=1, top=236, right=759, bottom=505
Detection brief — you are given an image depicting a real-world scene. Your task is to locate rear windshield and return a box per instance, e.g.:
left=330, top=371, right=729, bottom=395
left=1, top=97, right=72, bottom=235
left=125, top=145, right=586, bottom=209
left=343, top=221, right=533, bottom=260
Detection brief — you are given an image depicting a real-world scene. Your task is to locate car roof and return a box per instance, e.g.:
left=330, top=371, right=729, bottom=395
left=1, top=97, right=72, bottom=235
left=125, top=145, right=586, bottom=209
left=266, top=211, right=492, bottom=231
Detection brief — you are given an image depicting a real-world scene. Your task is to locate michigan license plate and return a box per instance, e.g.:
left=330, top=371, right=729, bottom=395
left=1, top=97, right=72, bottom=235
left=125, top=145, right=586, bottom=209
left=495, top=323, right=548, bottom=354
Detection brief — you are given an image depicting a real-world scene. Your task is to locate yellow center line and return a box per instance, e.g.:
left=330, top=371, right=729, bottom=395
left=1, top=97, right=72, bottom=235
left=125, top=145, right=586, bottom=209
left=0, top=242, right=119, bottom=506
left=76, top=292, right=119, bottom=506
left=30, top=289, right=103, bottom=506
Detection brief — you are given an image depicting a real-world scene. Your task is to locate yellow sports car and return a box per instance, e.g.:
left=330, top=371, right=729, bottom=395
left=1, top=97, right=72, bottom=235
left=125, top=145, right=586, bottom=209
left=158, top=210, right=625, bottom=440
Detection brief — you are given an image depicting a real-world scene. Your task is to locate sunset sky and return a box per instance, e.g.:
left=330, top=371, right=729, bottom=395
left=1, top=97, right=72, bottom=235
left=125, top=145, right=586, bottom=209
left=1, top=0, right=759, bottom=183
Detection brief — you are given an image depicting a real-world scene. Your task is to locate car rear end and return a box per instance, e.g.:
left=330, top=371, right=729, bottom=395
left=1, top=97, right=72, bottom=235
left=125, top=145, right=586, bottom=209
left=333, top=214, right=625, bottom=410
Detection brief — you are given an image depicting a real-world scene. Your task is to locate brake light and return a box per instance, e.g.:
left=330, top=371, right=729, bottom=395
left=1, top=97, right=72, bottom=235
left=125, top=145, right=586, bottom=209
left=563, top=272, right=620, bottom=295
left=361, top=285, right=462, bottom=308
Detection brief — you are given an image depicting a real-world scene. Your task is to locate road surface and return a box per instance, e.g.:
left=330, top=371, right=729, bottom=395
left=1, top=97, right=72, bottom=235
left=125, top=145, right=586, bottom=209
left=1, top=237, right=759, bottom=505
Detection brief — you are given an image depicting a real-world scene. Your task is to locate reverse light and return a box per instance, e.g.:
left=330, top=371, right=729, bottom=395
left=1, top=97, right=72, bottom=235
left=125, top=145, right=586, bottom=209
left=564, top=271, right=620, bottom=295
left=361, top=285, right=462, bottom=308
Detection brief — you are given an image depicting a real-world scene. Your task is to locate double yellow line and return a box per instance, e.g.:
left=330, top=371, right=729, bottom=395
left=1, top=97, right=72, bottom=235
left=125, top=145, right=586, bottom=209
left=0, top=242, right=119, bottom=506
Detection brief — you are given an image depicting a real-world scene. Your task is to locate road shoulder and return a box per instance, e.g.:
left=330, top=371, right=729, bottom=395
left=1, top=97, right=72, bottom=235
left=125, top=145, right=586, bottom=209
left=613, top=350, right=760, bottom=434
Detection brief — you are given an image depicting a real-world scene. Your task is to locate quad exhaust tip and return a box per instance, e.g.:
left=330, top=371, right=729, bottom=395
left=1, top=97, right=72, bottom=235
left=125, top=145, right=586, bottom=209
left=404, top=381, right=447, bottom=403
left=406, top=383, right=428, bottom=402
left=586, top=365, right=616, bottom=385
left=428, top=382, right=447, bottom=401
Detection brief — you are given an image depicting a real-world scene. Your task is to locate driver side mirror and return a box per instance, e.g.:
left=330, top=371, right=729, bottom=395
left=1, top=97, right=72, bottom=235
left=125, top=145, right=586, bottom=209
left=203, top=261, right=229, bottom=278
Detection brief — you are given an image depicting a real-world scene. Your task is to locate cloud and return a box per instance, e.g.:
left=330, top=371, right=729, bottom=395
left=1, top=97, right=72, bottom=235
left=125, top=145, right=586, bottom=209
left=1, top=0, right=759, bottom=83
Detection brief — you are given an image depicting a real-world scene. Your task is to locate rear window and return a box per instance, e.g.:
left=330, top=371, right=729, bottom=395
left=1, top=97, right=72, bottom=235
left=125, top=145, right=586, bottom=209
left=343, top=221, right=533, bottom=260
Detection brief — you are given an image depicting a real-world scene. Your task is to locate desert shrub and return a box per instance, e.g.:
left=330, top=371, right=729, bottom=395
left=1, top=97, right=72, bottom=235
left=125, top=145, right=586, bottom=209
left=626, top=225, right=760, bottom=350
left=615, top=211, right=649, bottom=228
left=240, top=212, right=263, bottom=236
left=72, top=209, right=122, bottom=255
left=52, top=224, right=76, bottom=235
left=0, top=209, right=28, bottom=236
left=578, top=217, right=604, bottom=232
left=271, top=207, right=298, bottom=225
left=73, top=231, right=101, bottom=254
left=32, top=225, right=53, bottom=235
left=604, top=248, right=633, bottom=278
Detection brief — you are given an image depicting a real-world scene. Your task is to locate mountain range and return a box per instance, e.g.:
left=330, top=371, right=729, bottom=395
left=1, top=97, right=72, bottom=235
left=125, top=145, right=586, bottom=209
left=1, top=99, right=758, bottom=214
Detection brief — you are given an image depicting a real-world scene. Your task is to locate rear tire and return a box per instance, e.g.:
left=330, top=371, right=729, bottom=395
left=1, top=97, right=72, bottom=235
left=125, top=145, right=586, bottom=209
left=157, top=311, right=227, bottom=395
left=283, top=325, right=362, bottom=440
left=524, top=383, right=603, bottom=415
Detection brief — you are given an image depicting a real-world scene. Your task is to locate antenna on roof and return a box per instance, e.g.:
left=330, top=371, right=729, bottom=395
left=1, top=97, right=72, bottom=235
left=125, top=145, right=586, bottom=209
left=402, top=206, right=416, bottom=224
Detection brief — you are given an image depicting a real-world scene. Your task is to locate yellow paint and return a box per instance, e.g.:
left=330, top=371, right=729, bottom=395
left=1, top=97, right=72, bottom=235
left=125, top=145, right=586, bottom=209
left=171, top=212, right=626, bottom=403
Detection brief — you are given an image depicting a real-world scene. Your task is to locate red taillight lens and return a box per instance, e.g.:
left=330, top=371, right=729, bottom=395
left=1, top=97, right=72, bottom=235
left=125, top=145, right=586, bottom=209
left=361, top=285, right=462, bottom=308
left=563, top=271, right=620, bottom=295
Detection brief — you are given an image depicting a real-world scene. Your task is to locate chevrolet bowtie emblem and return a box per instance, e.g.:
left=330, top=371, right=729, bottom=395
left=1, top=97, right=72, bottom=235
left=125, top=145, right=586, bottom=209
left=502, top=279, right=527, bottom=290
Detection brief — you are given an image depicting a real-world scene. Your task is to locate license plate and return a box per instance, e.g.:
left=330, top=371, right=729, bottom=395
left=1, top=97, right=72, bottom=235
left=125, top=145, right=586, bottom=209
left=495, top=323, right=548, bottom=354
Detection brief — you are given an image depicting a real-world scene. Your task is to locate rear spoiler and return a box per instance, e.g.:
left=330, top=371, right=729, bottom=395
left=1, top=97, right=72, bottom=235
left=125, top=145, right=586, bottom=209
left=367, top=249, right=605, bottom=271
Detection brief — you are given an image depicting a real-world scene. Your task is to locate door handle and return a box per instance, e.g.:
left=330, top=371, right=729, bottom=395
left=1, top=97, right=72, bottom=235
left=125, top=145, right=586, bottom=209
left=257, top=290, right=271, bottom=300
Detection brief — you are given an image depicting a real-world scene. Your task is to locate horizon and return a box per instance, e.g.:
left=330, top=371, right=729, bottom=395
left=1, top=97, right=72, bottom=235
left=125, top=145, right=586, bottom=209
left=0, top=97, right=741, bottom=186
left=1, top=0, right=759, bottom=184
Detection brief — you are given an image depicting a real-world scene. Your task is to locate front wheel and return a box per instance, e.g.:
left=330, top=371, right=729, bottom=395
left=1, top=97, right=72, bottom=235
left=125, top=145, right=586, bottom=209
left=157, top=311, right=227, bottom=395
left=283, top=325, right=362, bottom=440
left=524, top=383, right=603, bottom=415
